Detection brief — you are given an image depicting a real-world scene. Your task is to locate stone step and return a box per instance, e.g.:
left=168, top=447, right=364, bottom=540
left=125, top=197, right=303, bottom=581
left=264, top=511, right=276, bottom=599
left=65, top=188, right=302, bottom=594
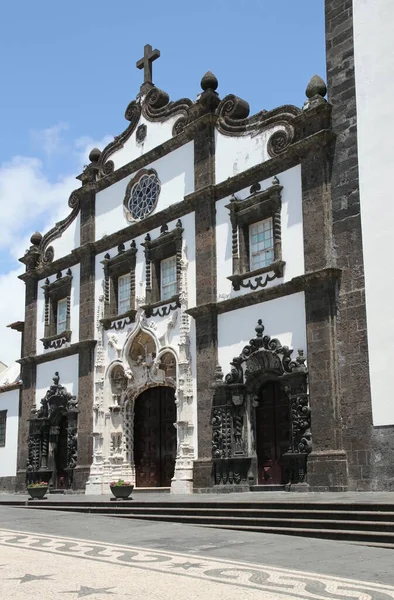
left=103, top=512, right=394, bottom=531
left=17, top=500, right=394, bottom=512
left=16, top=500, right=394, bottom=546
left=249, top=485, right=287, bottom=492
left=196, top=523, right=394, bottom=544
left=21, top=503, right=394, bottom=521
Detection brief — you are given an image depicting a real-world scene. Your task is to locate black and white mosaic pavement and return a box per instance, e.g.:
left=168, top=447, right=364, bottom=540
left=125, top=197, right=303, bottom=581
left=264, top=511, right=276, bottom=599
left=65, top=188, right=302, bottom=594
left=1, top=528, right=394, bottom=599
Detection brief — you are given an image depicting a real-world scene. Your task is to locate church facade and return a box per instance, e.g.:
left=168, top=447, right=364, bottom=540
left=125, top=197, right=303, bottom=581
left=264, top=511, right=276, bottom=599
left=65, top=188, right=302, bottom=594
left=4, top=0, right=394, bottom=495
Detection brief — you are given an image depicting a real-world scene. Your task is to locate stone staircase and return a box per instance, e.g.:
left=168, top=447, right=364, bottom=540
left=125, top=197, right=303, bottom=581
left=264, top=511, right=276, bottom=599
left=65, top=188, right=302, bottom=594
left=8, top=498, right=394, bottom=548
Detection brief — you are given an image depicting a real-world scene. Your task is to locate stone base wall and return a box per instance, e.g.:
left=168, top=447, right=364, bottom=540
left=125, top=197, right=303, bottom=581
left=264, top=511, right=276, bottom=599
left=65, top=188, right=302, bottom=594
left=0, top=476, right=17, bottom=493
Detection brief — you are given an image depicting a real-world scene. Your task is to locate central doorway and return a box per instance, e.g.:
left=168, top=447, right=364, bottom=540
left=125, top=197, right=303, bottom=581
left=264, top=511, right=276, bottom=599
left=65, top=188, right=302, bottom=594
left=134, top=386, right=177, bottom=487
left=255, top=382, right=290, bottom=485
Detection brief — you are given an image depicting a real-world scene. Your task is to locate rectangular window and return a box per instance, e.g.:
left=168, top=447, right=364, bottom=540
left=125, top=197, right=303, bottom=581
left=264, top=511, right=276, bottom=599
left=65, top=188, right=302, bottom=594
left=249, top=218, right=274, bottom=271
left=57, top=298, right=68, bottom=335
left=118, top=274, right=131, bottom=314
left=0, top=411, right=7, bottom=447
left=160, top=256, right=177, bottom=301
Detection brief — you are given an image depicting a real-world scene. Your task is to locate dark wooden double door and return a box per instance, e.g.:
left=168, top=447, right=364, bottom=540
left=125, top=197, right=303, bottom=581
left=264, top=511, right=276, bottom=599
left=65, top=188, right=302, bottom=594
left=255, top=382, right=290, bottom=485
left=134, top=387, right=177, bottom=487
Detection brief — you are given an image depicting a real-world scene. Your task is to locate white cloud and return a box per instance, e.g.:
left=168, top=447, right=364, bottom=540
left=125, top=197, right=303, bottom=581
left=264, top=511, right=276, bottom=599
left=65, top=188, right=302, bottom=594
left=30, top=122, right=69, bottom=158
left=0, top=130, right=111, bottom=365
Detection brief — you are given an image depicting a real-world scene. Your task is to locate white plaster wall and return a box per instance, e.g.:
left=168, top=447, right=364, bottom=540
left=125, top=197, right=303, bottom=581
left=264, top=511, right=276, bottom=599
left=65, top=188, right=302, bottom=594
left=110, top=115, right=182, bottom=171
left=353, top=0, right=394, bottom=425
left=36, top=355, right=79, bottom=408
left=217, top=292, right=307, bottom=374
left=0, top=389, right=19, bottom=477
left=216, top=125, right=290, bottom=184
left=50, top=214, right=80, bottom=260
left=216, top=165, right=304, bottom=301
left=36, top=264, right=80, bottom=355
left=95, top=142, right=194, bottom=241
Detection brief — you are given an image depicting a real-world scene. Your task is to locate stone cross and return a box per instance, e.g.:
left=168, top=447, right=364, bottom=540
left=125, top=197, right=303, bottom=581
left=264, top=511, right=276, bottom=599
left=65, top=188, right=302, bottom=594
left=136, top=44, right=160, bottom=85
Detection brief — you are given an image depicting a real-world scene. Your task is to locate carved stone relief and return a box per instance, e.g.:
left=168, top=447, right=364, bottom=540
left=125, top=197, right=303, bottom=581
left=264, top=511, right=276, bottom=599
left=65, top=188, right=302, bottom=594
left=87, top=242, right=195, bottom=495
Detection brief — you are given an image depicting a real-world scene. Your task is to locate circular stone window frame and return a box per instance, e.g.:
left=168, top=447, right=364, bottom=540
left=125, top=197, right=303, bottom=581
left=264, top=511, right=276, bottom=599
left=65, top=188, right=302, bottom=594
left=123, top=168, right=161, bottom=223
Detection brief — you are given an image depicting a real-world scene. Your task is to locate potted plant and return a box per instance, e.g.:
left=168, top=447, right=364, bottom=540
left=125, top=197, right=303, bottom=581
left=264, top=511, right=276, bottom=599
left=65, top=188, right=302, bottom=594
left=27, top=481, right=49, bottom=500
left=109, top=479, right=133, bottom=500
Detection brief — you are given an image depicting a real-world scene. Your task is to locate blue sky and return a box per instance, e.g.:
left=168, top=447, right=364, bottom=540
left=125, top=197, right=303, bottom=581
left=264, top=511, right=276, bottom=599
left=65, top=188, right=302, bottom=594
left=0, top=0, right=325, bottom=363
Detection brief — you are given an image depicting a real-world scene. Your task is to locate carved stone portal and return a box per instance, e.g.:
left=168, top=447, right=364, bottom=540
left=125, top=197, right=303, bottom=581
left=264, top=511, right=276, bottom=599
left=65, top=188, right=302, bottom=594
left=86, top=240, right=194, bottom=495
left=27, top=372, right=78, bottom=489
left=212, top=320, right=311, bottom=490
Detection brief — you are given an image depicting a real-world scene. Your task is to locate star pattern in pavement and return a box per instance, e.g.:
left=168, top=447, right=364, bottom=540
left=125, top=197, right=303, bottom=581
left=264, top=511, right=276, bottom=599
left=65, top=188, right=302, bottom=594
left=63, top=585, right=115, bottom=597
left=8, top=573, right=54, bottom=584
left=171, top=561, right=204, bottom=570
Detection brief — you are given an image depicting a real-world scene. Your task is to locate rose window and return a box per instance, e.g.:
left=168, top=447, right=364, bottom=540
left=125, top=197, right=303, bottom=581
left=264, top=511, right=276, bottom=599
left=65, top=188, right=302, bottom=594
left=128, top=173, right=160, bottom=220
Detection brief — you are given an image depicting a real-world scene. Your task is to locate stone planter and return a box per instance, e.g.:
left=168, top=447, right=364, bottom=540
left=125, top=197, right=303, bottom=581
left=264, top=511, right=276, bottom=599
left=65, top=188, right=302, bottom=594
left=27, top=487, right=48, bottom=500
left=110, top=485, right=133, bottom=500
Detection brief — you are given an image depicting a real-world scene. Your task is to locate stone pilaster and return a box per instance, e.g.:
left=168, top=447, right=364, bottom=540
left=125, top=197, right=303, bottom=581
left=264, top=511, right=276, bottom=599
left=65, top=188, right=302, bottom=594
left=324, top=0, right=390, bottom=490
left=16, top=275, right=38, bottom=490
left=301, top=136, right=349, bottom=490
left=192, top=111, right=218, bottom=489
left=74, top=189, right=97, bottom=490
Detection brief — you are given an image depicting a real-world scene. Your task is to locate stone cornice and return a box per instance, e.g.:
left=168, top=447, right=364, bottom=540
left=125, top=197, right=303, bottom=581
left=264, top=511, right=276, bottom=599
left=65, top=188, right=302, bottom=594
left=93, top=113, right=218, bottom=195
left=19, top=129, right=335, bottom=281
left=187, top=268, right=341, bottom=318
left=17, top=339, right=97, bottom=366
left=0, top=382, right=21, bottom=394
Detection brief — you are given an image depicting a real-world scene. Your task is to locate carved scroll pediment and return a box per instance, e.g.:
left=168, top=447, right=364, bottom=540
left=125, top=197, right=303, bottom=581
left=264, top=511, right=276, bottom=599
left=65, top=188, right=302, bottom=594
left=223, top=320, right=307, bottom=389
left=35, top=372, right=77, bottom=421
left=245, top=350, right=282, bottom=377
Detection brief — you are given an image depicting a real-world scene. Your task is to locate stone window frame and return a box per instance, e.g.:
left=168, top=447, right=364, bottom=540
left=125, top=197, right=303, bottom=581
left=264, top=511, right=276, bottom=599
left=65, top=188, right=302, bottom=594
left=123, top=168, right=161, bottom=223
left=0, top=410, right=6, bottom=447
left=101, top=242, right=138, bottom=330
left=41, top=270, right=72, bottom=349
left=142, top=220, right=183, bottom=317
left=226, top=181, right=285, bottom=291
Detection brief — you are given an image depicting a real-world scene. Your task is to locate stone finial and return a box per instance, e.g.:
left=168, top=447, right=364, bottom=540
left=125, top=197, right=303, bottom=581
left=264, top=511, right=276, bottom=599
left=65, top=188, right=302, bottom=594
left=201, top=71, right=218, bottom=92
left=250, top=182, right=261, bottom=195
left=89, top=148, right=101, bottom=163
left=214, top=364, right=224, bottom=383
left=305, top=74, right=327, bottom=99
left=255, top=319, right=264, bottom=338
left=296, top=349, right=307, bottom=368
left=30, top=231, right=42, bottom=246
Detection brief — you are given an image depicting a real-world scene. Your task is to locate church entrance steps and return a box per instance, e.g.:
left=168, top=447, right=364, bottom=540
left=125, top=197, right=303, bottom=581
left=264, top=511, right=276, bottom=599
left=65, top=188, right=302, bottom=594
left=133, top=487, right=171, bottom=493
left=250, top=485, right=287, bottom=492
left=4, top=497, right=394, bottom=548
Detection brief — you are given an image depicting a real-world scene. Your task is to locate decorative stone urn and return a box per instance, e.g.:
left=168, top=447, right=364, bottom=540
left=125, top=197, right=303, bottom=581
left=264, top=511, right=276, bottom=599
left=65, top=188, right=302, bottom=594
left=109, top=480, right=133, bottom=500
left=27, top=486, right=48, bottom=500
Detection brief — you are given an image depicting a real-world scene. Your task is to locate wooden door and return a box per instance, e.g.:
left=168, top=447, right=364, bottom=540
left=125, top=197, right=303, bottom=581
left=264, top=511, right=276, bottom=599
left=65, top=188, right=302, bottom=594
left=255, top=383, right=289, bottom=485
left=134, top=387, right=176, bottom=487
left=54, top=416, right=68, bottom=489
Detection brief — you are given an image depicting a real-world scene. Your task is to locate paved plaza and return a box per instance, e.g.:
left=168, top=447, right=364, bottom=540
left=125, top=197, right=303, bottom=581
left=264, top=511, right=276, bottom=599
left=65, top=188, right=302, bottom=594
left=1, top=500, right=394, bottom=599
